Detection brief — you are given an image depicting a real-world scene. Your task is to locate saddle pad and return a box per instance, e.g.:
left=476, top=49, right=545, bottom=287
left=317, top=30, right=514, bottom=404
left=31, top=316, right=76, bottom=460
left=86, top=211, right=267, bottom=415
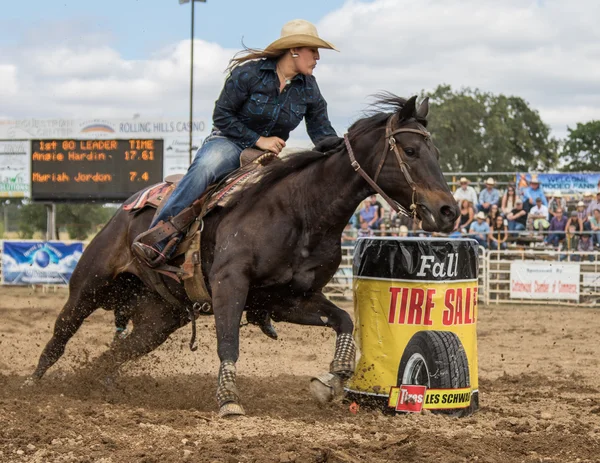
left=123, top=182, right=174, bottom=211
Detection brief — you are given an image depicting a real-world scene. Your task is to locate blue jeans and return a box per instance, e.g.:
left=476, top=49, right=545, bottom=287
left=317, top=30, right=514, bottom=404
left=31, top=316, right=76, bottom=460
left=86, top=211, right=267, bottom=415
left=546, top=233, right=564, bottom=247
left=151, top=134, right=243, bottom=234
left=508, top=221, right=525, bottom=235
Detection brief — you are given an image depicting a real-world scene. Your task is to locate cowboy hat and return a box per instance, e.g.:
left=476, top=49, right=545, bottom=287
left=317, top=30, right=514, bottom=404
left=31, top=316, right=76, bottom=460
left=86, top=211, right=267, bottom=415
left=577, top=201, right=585, bottom=207
left=485, top=177, right=495, bottom=186
left=265, top=19, right=338, bottom=52
left=459, top=177, right=469, bottom=183
left=553, top=191, right=563, bottom=198
left=476, top=211, right=486, bottom=220
left=530, top=174, right=540, bottom=183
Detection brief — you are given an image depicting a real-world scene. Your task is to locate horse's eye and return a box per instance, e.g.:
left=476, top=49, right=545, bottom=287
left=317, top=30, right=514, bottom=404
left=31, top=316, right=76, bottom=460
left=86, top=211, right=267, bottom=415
left=404, top=147, right=416, bottom=157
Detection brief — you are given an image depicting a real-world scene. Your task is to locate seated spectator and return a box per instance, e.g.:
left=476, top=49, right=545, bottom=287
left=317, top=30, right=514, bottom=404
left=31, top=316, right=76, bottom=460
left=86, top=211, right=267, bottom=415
left=368, top=195, right=384, bottom=229
left=522, top=174, right=547, bottom=212
left=358, top=220, right=374, bottom=238
left=489, top=215, right=508, bottom=250
left=501, top=183, right=520, bottom=216
left=548, top=191, right=567, bottom=219
left=458, top=199, right=475, bottom=232
left=576, top=200, right=592, bottom=232
left=559, top=225, right=580, bottom=261
left=566, top=210, right=583, bottom=233
left=359, top=199, right=379, bottom=230
left=454, top=177, right=479, bottom=208
left=342, top=222, right=356, bottom=246
left=545, top=208, right=567, bottom=248
left=399, top=225, right=409, bottom=237
left=529, top=197, right=549, bottom=231
left=590, top=208, right=600, bottom=246
left=583, top=191, right=594, bottom=212
left=487, top=204, right=502, bottom=226
left=587, top=190, right=600, bottom=217
left=577, top=233, right=595, bottom=262
left=507, top=199, right=528, bottom=234
left=469, top=211, right=491, bottom=248
left=478, top=177, right=500, bottom=213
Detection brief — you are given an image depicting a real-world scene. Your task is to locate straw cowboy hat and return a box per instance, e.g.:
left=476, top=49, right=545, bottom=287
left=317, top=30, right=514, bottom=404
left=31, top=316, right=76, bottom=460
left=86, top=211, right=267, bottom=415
left=265, top=19, right=338, bottom=52
left=530, top=174, right=540, bottom=183
left=476, top=211, right=486, bottom=220
left=459, top=177, right=469, bottom=183
left=485, top=177, right=495, bottom=186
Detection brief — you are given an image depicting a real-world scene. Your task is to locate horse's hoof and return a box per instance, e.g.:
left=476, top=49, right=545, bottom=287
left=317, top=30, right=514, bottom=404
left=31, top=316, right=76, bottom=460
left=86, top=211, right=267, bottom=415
left=310, top=372, right=343, bottom=404
left=218, top=403, right=246, bottom=418
left=21, top=376, right=38, bottom=389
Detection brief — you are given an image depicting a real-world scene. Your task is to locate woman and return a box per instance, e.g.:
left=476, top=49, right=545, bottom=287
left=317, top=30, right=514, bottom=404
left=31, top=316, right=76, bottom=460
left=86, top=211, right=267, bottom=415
left=458, top=199, right=475, bottom=232
left=487, top=203, right=502, bottom=226
left=133, top=20, right=339, bottom=266
left=488, top=215, right=508, bottom=250
left=359, top=200, right=379, bottom=230
left=501, top=183, right=519, bottom=215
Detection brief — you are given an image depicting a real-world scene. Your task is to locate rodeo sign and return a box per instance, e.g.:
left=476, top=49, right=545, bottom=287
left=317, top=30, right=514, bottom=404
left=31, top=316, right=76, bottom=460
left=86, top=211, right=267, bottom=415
left=1, top=241, right=83, bottom=285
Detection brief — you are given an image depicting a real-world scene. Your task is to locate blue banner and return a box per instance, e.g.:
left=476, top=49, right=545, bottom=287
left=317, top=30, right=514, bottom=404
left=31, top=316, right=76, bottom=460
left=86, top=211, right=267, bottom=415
left=1, top=241, right=83, bottom=285
left=517, top=173, right=600, bottom=194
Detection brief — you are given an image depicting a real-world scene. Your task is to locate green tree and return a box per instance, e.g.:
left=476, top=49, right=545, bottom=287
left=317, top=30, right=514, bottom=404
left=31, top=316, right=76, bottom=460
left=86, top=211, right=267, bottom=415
left=561, top=121, right=600, bottom=172
left=424, top=85, right=559, bottom=173
left=17, top=202, right=47, bottom=238
left=56, top=204, right=115, bottom=240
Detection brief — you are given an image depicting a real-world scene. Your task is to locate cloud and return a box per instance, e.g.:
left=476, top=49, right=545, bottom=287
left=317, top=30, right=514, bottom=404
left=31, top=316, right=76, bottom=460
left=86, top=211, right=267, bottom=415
left=1, top=0, right=600, bottom=143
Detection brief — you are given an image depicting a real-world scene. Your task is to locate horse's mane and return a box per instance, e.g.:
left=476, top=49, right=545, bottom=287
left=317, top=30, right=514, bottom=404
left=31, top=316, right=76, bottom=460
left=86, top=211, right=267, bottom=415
left=228, top=93, right=425, bottom=205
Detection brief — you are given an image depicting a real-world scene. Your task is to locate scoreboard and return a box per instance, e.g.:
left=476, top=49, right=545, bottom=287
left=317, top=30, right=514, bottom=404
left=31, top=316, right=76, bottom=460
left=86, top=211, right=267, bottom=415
left=31, top=139, right=164, bottom=201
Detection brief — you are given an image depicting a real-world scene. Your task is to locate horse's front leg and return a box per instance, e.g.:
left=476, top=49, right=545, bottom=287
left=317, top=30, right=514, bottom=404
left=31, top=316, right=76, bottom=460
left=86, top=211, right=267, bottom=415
left=211, top=267, right=249, bottom=417
left=271, top=291, right=356, bottom=402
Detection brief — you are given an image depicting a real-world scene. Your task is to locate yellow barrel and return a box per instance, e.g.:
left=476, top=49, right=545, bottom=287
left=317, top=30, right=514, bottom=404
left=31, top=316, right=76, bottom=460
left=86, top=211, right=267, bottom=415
left=347, top=237, right=479, bottom=415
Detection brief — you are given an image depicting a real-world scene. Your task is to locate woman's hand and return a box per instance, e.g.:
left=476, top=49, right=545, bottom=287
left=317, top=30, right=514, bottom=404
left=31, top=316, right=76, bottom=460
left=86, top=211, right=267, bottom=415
left=256, top=136, right=286, bottom=154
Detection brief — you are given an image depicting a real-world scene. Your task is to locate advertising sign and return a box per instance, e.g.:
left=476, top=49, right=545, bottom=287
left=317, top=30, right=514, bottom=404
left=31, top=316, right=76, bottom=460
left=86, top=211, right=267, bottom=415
left=510, top=261, right=580, bottom=301
left=1, top=241, right=83, bottom=285
left=517, top=173, right=600, bottom=194
left=348, top=237, right=479, bottom=415
left=0, top=140, right=30, bottom=198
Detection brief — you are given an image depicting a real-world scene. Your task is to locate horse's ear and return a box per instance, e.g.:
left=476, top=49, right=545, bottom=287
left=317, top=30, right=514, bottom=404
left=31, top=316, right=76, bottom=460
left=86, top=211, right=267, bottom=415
left=399, top=95, right=417, bottom=121
left=416, top=97, right=429, bottom=119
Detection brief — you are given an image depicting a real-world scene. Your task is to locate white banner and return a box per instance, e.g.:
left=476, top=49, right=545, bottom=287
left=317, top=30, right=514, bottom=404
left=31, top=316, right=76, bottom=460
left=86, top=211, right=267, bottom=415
left=0, top=140, right=30, bottom=198
left=510, top=262, right=580, bottom=301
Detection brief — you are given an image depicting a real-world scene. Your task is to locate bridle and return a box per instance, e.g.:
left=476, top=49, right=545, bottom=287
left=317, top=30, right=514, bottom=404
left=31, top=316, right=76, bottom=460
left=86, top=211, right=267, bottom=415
left=343, top=113, right=432, bottom=219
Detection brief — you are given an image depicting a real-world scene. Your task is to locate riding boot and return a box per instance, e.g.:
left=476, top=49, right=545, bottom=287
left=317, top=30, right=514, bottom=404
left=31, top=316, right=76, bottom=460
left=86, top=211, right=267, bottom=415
left=131, top=232, right=181, bottom=268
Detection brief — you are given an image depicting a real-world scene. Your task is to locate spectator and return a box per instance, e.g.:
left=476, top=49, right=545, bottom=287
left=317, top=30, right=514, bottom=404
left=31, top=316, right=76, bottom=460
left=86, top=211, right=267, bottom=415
left=566, top=210, right=584, bottom=234
left=583, top=191, right=594, bottom=211
left=359, top=199, right=379, bottom=230
left=454, top=177, right=479, bottom=207
left=576, top=200, right=591, bottom=232
left=522, top=174, right=547, bottom=212
left=487, top=204, right=502, bottom=226
left=469, top=211, right=491, bottom=248
left=358, top=220, right=374, bottom=237
left=501, top=183, right=520, bottom=216
left=399, top=225, right=409, bottom=237
left=368, top=195, right=384, bottom=229
left=587, top=191, right=600, bottom=217
left=507, top=199, right=528, bottom=234
left=342, top=222, right=356, bottom=246
left=529, top=197, right=550, bottom=231
left=548, top=191, right=567, bottom=219
left=489, top=215, right=508, bottom=250
left=559, top=225, right=579, bottom=261
left=577, top=233, right=595, bottom=262
left=458, top=199, right=475, bottom=232
left=545, top=208, right=567, bottom=248
left=478, top=177, right=500, bottom=213
left=590, top=208, right=600, bottom=246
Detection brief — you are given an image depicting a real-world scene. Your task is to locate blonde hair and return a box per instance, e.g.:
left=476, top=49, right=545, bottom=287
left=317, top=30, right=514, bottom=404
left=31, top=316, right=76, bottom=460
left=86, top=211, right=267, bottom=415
left=227, top=45, right=287, bottom=72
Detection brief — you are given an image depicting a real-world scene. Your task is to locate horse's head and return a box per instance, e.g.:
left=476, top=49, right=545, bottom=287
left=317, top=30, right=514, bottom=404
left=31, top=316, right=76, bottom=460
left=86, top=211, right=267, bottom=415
left=347, top=94, right=459, bottom=233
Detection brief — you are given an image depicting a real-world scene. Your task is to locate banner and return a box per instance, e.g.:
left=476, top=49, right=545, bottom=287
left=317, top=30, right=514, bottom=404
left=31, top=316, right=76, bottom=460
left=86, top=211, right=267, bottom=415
left=0, top=140, right=30, bottom=198
left=1, top=241, right=83, bottom=285
left=510, top=261, right=580, bottom=301
left=517, top=173, right=600, bottom=194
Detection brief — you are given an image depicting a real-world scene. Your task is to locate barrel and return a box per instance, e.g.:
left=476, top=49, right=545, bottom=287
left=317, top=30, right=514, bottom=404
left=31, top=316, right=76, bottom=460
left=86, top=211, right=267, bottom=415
left=346, top=237, right=479, bottom=416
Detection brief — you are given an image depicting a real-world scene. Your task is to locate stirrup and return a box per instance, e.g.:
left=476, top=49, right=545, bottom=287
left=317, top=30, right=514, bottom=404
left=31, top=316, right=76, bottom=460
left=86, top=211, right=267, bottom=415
left=132, top=235, right=180, bottom=268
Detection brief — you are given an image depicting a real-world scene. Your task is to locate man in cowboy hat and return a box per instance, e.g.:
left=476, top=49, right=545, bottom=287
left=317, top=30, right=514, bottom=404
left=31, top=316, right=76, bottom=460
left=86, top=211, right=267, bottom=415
left=522, top=174, right=547, bottom=213
left=478, top=177, right=500, bottom=214
left=453, top=177, right=479, bottom=208
left=548, top=191, right=567, bottom=219
left=132, top=19, right=339, bottom=266
left=586, top=190, right=600, bottom=217
left=469, top=211, right=490, bottom=248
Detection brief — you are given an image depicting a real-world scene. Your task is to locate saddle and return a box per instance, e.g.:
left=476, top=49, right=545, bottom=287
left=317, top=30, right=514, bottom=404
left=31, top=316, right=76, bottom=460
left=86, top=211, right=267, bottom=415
left=127, top=148, right=278, bottom=305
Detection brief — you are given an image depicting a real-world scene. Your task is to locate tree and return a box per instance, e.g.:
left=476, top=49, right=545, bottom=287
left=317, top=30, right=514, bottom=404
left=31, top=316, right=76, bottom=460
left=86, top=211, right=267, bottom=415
left=561, top=121, right=600, bottom=172
left=423, top=85, right=559, bottom=173
left=17, top=201, right=47, bottom=238
left=56, top=204, right=115, bottom=240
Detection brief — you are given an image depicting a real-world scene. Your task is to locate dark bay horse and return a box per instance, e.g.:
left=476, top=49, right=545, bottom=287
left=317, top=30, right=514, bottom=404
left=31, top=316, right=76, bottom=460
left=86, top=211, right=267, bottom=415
left=29, top=95, right=459, bottom=416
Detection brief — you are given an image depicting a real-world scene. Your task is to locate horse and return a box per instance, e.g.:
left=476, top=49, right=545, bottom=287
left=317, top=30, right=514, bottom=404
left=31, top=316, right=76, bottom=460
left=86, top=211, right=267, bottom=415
left=29, top=94, right=459, bottom=417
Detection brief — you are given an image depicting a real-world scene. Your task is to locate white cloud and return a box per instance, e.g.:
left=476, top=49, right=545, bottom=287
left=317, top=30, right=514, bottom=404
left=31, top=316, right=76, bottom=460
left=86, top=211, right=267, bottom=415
left=1, top=0, right=600, bottom=144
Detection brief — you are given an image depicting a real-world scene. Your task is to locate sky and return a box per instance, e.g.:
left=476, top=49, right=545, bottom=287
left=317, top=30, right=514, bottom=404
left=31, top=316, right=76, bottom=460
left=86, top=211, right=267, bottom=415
left=1, top=0, right=598, bottom=148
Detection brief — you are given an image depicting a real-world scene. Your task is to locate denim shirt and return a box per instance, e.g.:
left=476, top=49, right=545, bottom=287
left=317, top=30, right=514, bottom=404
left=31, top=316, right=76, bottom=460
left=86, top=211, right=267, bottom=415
left=212, top=58, right=337, bottom=148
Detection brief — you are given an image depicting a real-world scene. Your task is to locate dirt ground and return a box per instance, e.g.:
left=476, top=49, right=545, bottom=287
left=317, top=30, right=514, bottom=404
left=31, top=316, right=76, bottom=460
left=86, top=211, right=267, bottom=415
left=1, top=287, right=600, bottom=463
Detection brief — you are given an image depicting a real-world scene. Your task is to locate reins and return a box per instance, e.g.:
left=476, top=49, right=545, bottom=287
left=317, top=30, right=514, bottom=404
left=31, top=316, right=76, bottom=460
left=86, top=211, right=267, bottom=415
left=343, top=114, right=431, bottom=219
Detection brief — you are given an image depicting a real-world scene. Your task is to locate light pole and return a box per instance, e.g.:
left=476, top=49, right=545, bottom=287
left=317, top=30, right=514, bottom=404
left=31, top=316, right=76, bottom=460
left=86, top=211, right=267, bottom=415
left=179, top=0, right=206, bottom=165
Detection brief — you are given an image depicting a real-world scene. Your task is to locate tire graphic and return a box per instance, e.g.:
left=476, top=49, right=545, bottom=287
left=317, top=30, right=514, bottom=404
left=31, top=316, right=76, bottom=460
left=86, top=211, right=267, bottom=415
left=397, top=331, right=472, bottom=414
